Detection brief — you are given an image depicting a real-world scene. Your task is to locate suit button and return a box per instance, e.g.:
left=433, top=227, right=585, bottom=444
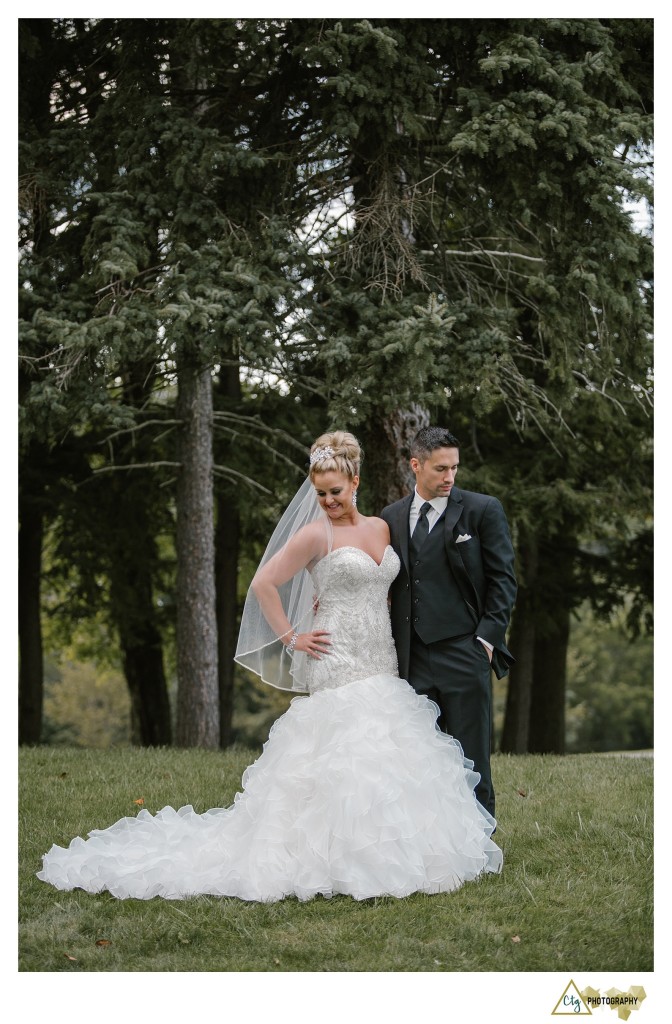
left=414, top=598, right=419, bottom=604
left=413, top=616, right=419, bottom=622
left=414, top=579, right=420, bottom=584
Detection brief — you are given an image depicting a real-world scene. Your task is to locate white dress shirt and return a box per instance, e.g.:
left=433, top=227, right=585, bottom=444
left=409, top=490, right=448, bottom=536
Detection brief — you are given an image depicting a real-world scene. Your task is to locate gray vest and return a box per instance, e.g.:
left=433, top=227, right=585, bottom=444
left=410, top=513, right=477, bottom=644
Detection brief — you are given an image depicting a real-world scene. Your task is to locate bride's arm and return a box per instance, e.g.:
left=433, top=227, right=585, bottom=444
left=251, top=524, right=331, bottom=658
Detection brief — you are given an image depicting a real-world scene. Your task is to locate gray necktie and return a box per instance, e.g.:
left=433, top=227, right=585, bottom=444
left=410, top=501, right=432, bottom=559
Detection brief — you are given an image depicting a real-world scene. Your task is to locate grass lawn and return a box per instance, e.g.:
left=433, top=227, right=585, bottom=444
left=18, top=745, right=652, bottom=973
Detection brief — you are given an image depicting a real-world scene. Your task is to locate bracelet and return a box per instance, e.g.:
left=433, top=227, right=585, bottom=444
left=286, top=630, right=299, bottom=655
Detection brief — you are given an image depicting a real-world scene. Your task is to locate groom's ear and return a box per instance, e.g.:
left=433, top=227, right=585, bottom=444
left=409, top=458, right=420, bottom=475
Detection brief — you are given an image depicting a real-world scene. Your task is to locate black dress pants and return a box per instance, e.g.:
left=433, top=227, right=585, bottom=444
left=409, top=631, right=495, bottom=817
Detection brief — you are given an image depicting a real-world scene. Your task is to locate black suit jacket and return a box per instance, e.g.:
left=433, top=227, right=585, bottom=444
left=381, top=487, right=517, bottom=680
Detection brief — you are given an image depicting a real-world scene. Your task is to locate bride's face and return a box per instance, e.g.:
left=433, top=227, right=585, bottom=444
left=313, top=470, right=360, bottom=521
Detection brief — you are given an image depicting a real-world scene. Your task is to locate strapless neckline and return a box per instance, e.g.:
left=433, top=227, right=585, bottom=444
left=326, top=544, right=394, bottom=569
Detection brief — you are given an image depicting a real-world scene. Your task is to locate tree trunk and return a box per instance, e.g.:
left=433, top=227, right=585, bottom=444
left=18, top=21, right=53, bottom=745
left=214, top=362, right=242, bottom=748
left=528, top=605, right=570, bottom=753
left=346, top=105, right=430, bottom=514
left=361, top=404, right=430, bottom=511
left=215, top=502, right=240, bottom=748
left=99, top=341, right=173, bottom=744
left=110, top=553, right=172, bottom=746
left=18, top=485, right=44, bottom=744
left=526, top=525, right=572, bottom=754
left=500, top=532, right=538, bottom=753
left=121, top=634, right=172, bottom=746
left=500, top=596, right=535, bottom=753
left=175, top=358, right=219, bottom=747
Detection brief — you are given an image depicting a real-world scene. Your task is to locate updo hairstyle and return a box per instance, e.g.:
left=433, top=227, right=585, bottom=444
left=309, top=431, right=362, bottom=481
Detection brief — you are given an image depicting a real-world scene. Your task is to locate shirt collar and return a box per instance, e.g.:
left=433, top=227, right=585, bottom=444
left=413, top=489, right=448, bottom=515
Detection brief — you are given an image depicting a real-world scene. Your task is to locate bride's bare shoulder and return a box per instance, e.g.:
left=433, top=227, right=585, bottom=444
left=364, top=516, right=391, bottom=543
left=292, top=520, right=329, bottom=547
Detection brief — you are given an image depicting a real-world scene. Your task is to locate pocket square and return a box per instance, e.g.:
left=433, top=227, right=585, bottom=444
left=455, top=533, right=472, bottom=544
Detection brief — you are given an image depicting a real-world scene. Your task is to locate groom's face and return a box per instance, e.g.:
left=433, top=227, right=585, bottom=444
left=411, top=447, right=460, bottom=501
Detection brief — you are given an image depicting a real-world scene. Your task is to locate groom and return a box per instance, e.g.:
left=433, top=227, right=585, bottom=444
left=381, top=426, right=517, bottom=816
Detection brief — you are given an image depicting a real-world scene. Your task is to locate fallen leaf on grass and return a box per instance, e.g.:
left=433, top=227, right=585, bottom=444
left=95, top=939, right=112, bottom=947
left=511, top=935, right=521, bottom=944
left=59, top=772, right=68, bottom=779
left=517, top=789, right=527, bottom=797
left=274, top=958, right=280, bottom=965
left=133, top=797, right=144, bottom=806
left=64, top=953, right=77, bottom=961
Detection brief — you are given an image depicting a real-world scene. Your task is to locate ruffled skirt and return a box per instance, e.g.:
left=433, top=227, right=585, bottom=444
left=37, top=674, right=502, bottom=902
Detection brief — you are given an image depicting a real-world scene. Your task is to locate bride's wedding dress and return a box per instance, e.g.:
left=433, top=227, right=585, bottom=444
left=37, top=546, right=502, bottom=902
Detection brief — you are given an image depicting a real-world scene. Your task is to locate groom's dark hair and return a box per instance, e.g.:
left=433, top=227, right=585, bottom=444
left=411, top=426, right=460, bottom=462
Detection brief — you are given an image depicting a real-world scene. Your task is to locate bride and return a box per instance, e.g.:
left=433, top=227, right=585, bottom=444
left=37, top=431, right=502, bottom=902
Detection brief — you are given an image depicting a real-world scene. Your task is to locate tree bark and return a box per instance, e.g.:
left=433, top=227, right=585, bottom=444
left=109, top=547, right=172, bottom=746
left=500, top=532, right=538, bottom=753
left=361, top=404, right=430, bottom=511
left=175, top=358, right=220, bottom=747
left=527, top=533, right=574, bottom=755
left=18, top=483, right=44, bottom=744
left=215, top=501, right=240, bottom=748
left=101, top=340, right=173, bottom=744
left=18, top=21, right=54, bottom=745
left=215, top=362, right=242, bottom=748
left=121, top=633, right=172, bottom=746
left=528, top=605, right=570, bottom=754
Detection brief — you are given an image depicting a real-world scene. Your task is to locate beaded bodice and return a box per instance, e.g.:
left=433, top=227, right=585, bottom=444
left=305, top=545, right=400, bottom=693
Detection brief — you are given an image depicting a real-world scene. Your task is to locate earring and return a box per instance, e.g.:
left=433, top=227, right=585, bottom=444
left=352, top=491, right=358, bottom=507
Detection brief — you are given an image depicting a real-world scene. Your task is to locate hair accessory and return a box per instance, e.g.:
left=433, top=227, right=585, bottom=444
left=309, top=445, right=335, bottom=467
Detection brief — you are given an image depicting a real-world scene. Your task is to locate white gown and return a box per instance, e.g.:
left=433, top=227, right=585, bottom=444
left=37, top=546, right=502, bottom=902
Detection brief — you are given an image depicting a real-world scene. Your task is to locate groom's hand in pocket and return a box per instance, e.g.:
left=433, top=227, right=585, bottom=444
left=477, top=637, right=493, bottom=663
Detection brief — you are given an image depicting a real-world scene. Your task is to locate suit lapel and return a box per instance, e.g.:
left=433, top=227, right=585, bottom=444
left=443, top=490, right=464, bottom=537
left=443, top=490, right=481, bottom=617
left=393, top=495, right=413, bottom=575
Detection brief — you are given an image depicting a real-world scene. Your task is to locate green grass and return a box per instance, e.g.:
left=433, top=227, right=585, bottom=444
left=19, top=746, right=653, bottom=972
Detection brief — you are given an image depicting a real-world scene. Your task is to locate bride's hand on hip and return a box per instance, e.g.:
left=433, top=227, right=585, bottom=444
left=294, top=630, right=332, bottom=659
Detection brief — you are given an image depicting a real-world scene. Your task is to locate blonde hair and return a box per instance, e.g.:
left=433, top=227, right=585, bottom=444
left=309, top=431, right=362, bottom=481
